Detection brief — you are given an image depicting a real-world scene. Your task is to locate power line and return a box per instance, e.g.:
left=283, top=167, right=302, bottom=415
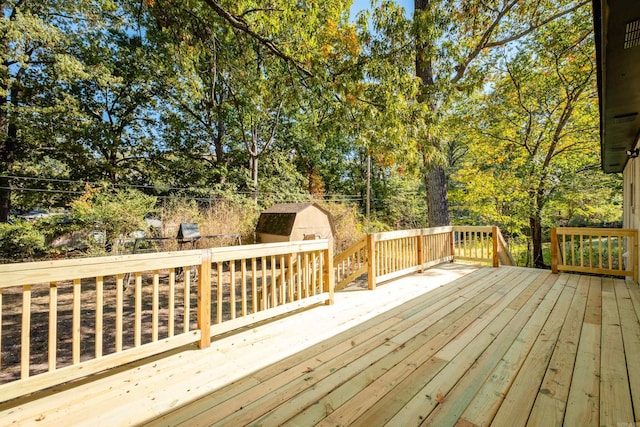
left=1, top=185, right=364, bottom=204
left=0, top=175, right=367, bottom=199
left=0, top=186, right=86, bottom=195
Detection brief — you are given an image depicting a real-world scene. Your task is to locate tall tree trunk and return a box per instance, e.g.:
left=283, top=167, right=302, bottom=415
left=0, top=84, right=17, bottom=223
left=251, top=155, right=258, bottom=187
left=250, top=153, right=258, bottom=201
left=530, top=215, right=545, bottom=269
left=415, top=0, right=451, bottom=227
left=530, top=189, right=546, bottom=268
left=214, top=104, right=227, bottom=185
left=426, top=166, right=450, bottom=226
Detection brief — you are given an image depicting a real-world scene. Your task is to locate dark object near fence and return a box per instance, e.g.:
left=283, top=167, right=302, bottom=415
left=130, top=222, right=241, bottom=254
left=255, top=203, right=334, bottom=244
left=177, top=222, right=201, bottom=242
left=176, top=222, right=202, bottom=249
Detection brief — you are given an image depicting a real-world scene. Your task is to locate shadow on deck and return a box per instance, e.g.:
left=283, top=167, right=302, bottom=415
left=1, top=263, right=639, bottom=426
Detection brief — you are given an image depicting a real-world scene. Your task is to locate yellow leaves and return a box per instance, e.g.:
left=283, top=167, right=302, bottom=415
left=145, top=0, right=154, bottom=6
left=319, top=19, right=361, bottom=60
left=324, top=19, right=339, bottom=37
left=321, top=44, right=333, bottom=57
left=70, top=184, right=100, bottom=213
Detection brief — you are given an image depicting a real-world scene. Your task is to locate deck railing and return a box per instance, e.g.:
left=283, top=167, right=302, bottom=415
left=366, top=226, right=505, bottom=289
left=334, top=226, right=508, bottom=290
left=551, top=227, right=638, bottom=282
left=334, top=238, right=368, bottom=291
left=0, top=240, right=333, bottom=400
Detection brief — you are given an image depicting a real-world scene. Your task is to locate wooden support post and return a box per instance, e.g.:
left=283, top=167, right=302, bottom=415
left=450, top=229, right=455, bottom=262
left=198, top=250, right=212, bottom=349
left=323, top=244, right=334, bottom=305
left=492, top=226, right=499, bottom=267
left=417, top=230, right=424, bottom=273
left=551, top=227, right=558, bottom=274
left=367, top=234, right=376, bottom=290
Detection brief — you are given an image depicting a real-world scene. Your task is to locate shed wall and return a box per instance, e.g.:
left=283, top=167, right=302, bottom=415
left=289, top=209, right=333, bottom=242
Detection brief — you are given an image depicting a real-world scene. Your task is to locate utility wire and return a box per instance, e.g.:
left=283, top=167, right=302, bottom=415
left=1, top=186, right=364, bottom=204
left=0, top=175, right=366, bottom=199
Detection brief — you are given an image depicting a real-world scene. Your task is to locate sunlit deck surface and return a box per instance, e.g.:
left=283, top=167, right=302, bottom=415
left=2, top=263, right=640, bottom=426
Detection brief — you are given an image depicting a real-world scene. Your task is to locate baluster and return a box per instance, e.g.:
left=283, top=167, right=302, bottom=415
left=152, top=271, right=159, bottom=342
left=21, top=284, right=31, bottom=378
left=217, top=262, right=223, bottom=324
left=73, top=278, right=81, bottom=362
left=48, top=282, right=57, bottom=371
left=251, top=258, right=258, bottom=313
left=168, top=268, right=175, bottom=337
left=96, top=276, right=103, bottom=357
left=230, top=261, right=236, bottom=320
left=184, top=267, right=191, bottom=333
left=135, top=272, right=142, bottom=346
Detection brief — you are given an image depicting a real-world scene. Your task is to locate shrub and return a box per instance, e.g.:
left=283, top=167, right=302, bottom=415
left=201, top=199, right=260, bottom=244
left=0, top=221, right=47, bottom=261
left=158, top=198, right=260, bottom=245
left=158, top=199, right=203, bottom=238
left=70, top=187, right=157, bottom=253
left=318, top=201, right=367, bottom=252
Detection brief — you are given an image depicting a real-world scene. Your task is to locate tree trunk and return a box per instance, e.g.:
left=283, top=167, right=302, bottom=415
left=366, top=153, right=371, bottom=219
left=0, top=85, right=17, bottom=223
left=530, top=215, right=545, bottom=268
left=426, top=166, right=450, bottom=227
left=415, top=0, right=451, bottom=227
left=250, top=155, right=258, bottom=198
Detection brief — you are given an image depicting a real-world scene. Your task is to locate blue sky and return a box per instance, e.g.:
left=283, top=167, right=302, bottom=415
left=350, top=0, right=414, bottom=19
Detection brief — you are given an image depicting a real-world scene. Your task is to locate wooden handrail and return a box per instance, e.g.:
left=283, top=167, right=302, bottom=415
left=452, top=226, right=505, bottom=266
left=496, top=228, right=516, bottom=266
left=0, top=240, right=332, bottom=400
left=334, top=237, right=368, bottom=291
left=551, top=227, right=638, bottom=282
left=366, top=227, right=454, bottom=289
left=333, top=225, right=512, bottom=290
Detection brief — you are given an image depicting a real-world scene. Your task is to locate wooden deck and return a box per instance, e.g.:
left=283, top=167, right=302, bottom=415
left=1, top=264, right=639, bottom=426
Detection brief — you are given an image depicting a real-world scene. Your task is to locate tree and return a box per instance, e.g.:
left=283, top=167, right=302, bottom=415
left=144, top=0, right=360, bottom=200
left=60, top=22, right=160, bottom=185
left=0, top=0, right=89, bottom=221
left=412, top=0, right=590, bottom=226
left=454, top=5, right=601, bottom=267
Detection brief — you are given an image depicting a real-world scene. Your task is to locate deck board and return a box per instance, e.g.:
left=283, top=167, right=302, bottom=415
left=1, top=264, right=639, bottom=427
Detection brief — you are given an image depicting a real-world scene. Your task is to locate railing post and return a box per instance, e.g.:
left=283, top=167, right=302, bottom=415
left=197, top=249, right=212, bottom=349
left=417, top=230, right=424, bottom=273
left=367, top=233, right=376, bottom=290
left=450, top=228, right=455, bottom=262
left=551, top=227, right=558, bottom=274
left=323, top=244, right=335, bottom=305
left=492, top=226, right=499, bottom=267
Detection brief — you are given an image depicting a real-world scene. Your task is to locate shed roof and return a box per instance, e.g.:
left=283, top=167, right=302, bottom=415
left=262, top=202, right=318, bottom=214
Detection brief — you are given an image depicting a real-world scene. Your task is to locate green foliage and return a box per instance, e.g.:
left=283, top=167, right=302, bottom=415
left=0, top=221, right=47, bottom=261
left=0, top=0, right=624, bottom=269
left=70, top=187, right=157, bottom=252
